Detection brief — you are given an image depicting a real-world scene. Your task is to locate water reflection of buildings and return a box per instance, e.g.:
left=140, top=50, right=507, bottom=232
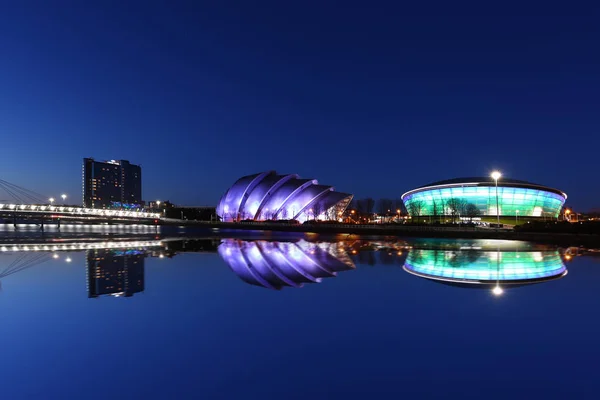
left=404, top=249, right=567, bottom=294
left=218, top=239, right=355, bottom=290
left=0, top=237, right=580, bottom=295
left=86, top=249, right=145, bottom=298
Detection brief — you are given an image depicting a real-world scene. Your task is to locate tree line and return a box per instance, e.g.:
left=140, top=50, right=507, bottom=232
left=406, top=198, right=480, bottom=223
left=347, top=198, right=406, bottom=222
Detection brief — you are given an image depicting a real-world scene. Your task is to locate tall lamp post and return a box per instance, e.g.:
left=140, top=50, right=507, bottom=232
left=61, top=194, right=67, bottom=204
left=49, top=197, right=55, bottom=206
left=516, top=209, right=519, bottom=225
left=491, top=171, right=502, bottom=227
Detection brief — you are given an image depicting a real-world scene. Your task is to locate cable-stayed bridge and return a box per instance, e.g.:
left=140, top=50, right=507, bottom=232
left=0, top=179, right=160, bottom=226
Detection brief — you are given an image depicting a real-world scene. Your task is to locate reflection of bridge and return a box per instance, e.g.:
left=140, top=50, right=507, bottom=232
left=0, top=240, right=163, bottom=253
left=0, top=253, right=53, bottom=286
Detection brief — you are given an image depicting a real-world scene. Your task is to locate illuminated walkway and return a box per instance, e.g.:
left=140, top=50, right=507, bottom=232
left=0, top=203, right=160, bottom=220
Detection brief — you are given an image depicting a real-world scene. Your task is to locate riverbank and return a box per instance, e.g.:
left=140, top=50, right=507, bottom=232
left=161, top=220, right=600, bottom=248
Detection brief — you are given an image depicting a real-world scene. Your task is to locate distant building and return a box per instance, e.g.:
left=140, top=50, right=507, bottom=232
left=402, top=177, right=567, bottom=218
left=86, top=249, right=145, bottom=298
left=216, top=171, right=353, bottom=222
left=82, top=158, right=142, bottom=208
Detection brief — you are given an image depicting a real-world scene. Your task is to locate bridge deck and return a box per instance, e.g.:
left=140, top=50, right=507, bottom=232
left=0, top=203, right=160, bottom=220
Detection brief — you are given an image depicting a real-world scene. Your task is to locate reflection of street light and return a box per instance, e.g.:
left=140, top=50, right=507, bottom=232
left=52, top=253, right=59, bottom=259
left=492, top=246, right=503, bottom=296
left=491, top=171, right=501, bottom=227
left=65, top=257, right=72, bottom=263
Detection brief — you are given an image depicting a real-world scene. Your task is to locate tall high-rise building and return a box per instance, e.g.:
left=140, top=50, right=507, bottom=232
left=82, top=158, right=142, bottom=208
left=86, top=249, right=145, bottom=298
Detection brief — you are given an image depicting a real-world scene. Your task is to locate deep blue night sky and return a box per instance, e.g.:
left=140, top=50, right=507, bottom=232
left=1, top=1, right=598, bottom=209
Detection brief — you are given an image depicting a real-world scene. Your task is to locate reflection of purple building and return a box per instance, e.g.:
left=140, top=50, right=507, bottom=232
left=216, top=171, right=353, bottom=222
left=218, top=239, right=355, bottom=290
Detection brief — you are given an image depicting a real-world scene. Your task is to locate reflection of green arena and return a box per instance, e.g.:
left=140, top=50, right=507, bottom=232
left=404, top=249, right=566, bottom=284
left=401, top=177, right=567, bottom=218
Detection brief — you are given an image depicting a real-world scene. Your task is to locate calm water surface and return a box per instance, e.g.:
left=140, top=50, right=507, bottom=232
left=1, top=228, right=599, bottom=399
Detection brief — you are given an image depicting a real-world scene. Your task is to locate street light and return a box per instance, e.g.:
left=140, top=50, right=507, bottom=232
left=49, top=197, right=55, bottom=205
left=156, top=200, right=161, bottom=210
left=490, top=171, right=502, bottom=227
left=61, top=194, right=67, bottom=204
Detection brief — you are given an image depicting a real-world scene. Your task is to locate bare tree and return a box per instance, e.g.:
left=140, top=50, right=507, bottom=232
left=356, top=199, right=367, bottom=214
left=365, top=198, right=375, bottom=214
left=394, top=198, right=405, bottom=217
left=465, top=203, right=480, bottom=221
left=326, top=207, right=337, bottom=221
left=377, top=198, right=394, bottom=222
left=432, top=199, right=439, bottom=222
left=312, top=203, right=323, bottom=220
left=407, top=200, right=425, bottom=218
left=280, top=208, right=288, bottom=220
left=302, top=208, right=311, bottom=221
left=446, top=198, right=467, bottom=223
left=393, top=198, right=402, bottom=212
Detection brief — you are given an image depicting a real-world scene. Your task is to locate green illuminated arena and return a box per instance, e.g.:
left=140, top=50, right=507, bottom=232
left=401, top=177, right=567, bottom=218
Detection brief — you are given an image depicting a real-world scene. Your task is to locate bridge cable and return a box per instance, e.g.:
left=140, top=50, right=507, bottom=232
left=0, top=179, right=49, bottom=201
left=0, top=182, right=26, bottom=203
left=0, top=253, right=52, bottom=278
left=0, top=179, right=49, bottom=204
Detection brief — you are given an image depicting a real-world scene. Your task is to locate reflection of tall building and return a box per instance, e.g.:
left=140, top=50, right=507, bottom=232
left=218, top=239, right=355, bottom=290
left=86, top=249, right=145, bottom=298
left=82, top=158, right=142, bottom=208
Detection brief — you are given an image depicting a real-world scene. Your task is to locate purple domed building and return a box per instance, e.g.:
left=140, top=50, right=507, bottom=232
left=216, top=171, right=353, bottom=222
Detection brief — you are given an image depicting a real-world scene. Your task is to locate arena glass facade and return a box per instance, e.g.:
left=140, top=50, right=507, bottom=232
left=401, top=177, right=567, bottom=218
left=216, top=171, right=353, bottom=223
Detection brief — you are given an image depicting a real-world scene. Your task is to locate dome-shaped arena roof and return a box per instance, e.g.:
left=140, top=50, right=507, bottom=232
left=216, top=171, right=353, bottom=222
left=404, top=177, right=566, bottom=198
left=419, top=177, right=538, bottom=188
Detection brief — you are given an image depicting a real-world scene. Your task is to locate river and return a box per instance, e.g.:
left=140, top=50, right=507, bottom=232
left=1, top=227, right=598, bottom=399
